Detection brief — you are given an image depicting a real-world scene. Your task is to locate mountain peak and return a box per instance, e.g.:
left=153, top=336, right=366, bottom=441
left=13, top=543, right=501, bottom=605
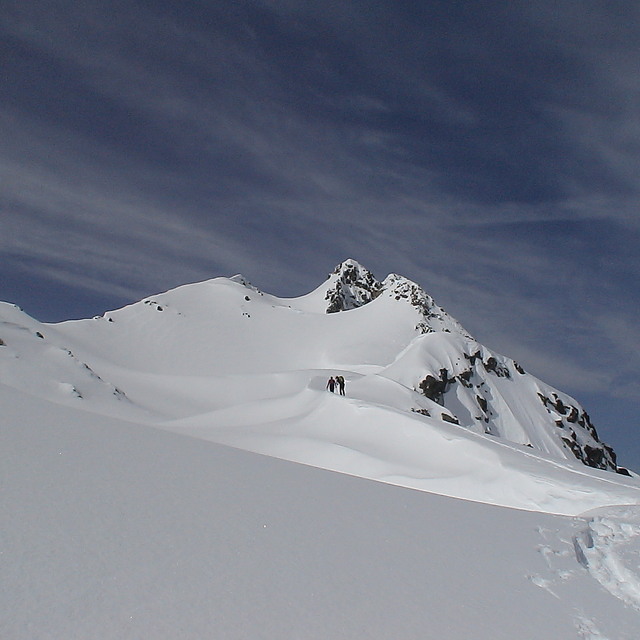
left=321, top=261, right=472, bottom=339
left=381, top=273, right=473, bottom=338
left=2, top=259, right=631, bottom=483
left=324, top=259, right=383, bottom=313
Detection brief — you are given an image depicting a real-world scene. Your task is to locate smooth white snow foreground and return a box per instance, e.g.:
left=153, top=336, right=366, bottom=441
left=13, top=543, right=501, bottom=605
left=3, top=386, right=640, bottom=640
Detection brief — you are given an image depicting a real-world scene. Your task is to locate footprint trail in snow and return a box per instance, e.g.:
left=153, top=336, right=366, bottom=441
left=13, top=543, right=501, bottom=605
left=573, top=506, right=640, bottom=611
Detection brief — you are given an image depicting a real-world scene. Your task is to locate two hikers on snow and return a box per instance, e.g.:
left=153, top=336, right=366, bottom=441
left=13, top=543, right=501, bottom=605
left=327, top=375, right=345, bottom=396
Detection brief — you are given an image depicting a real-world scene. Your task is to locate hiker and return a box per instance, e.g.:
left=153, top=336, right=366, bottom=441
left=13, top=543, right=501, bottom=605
left=336, top=375, right=345, bottom=396
left=326, top=377, right=336, bottom=393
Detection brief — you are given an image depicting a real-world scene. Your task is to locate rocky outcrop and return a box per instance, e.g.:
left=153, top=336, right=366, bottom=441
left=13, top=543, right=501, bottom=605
left=410, top=339, right=624, bottom=474
left=325, top=260, right=383, bottom=313
left=418, top=368, right=455, bottom=405
left=325, top=262, right=473, bottom=343
left=383, top=274, right=473, bottom=339
left=537, top=391, right=621, bottom=473
left=483, top=356, right=511, bottom=378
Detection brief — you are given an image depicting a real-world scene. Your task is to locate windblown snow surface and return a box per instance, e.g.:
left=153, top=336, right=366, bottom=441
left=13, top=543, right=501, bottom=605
left=3, top=260, right=640, bottom=639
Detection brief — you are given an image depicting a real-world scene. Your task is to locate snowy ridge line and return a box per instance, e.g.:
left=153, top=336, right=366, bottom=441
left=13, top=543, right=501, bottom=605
left=2, top=260, right=639, bottom=516
left=460, top=420, right=638, bottom=491
left=154, top=371, right=639, bottom=516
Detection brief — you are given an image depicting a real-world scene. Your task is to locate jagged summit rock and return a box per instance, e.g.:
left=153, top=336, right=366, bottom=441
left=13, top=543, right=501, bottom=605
left=324, top=259, right=383, bottom=313
left=320, top=261, right=472, bottom=339
left=381, top=273, right=473, bottom=338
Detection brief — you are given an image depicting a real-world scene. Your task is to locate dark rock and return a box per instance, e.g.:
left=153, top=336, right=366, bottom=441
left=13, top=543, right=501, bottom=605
left=418, top=375, right=445, bottom=404
left=464, top=351, right=482, bottom=365
left=537, top=393, right=550, bottom=407
left=604, top=444, right=617, bottom=467
left=562, top=437, right=583, bottom=460
left=552, top=395, right=567, bottom=414
left=483, top=356, right=511, bottom=378
left=584, top=445, right=606, bottom=469
left=418, top=368, right=454, bottom=405
left=457, top=369, right=473, bottom=387
left=566, top=407, right=579, bottom=423
left=415, top=322, right=434, bottom=334
left=325, top=262, right=382, bottom=313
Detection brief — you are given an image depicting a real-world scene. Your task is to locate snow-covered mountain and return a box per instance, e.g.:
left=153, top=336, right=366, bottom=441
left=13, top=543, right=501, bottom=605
left=3, top=259, right=640, bottom=639
left=0, top=259, right=631, bottom=491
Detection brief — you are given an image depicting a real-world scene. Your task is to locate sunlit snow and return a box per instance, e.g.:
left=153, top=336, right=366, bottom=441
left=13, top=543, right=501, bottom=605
left=3, top=260, right=640, bottom=639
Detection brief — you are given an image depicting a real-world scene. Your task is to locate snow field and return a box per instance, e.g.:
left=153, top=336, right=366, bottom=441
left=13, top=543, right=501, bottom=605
left=3, top=385, right=640, bottom=640
left=151, top=366, right=638, bottom=516
left=4, top=262, right=640, bottom=637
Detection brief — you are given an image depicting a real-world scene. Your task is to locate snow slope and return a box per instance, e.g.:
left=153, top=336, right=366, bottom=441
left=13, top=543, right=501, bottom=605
left=3, top=385, right=640, bottom=640
left=3, top=259, right=640, bottom=638
left=2, top=260, right=635, bottom=514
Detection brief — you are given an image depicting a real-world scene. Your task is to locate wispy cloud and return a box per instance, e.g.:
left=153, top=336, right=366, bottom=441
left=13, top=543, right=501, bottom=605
left=2, top=0, right=639, bottom=418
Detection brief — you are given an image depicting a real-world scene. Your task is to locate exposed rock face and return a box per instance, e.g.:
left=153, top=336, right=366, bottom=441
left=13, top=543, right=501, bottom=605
left=483, top=356, right=510, bottom=378
left=537, top=391, right=620, bottom=473
left=418, top=368, right=454, bottom=405
left=411, top=342, right=624, bottom=474
left=325, top=260, right=383, bottom=313
left=383, top=274, right=473, bottom=338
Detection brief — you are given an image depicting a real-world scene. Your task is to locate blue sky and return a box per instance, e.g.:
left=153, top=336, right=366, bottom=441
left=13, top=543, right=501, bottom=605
left=2, top=1, right=640, bottom=469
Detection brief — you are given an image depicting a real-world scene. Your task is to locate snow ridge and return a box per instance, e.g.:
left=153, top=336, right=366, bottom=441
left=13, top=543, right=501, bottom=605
left=1, top=261, right=638, bottom=515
